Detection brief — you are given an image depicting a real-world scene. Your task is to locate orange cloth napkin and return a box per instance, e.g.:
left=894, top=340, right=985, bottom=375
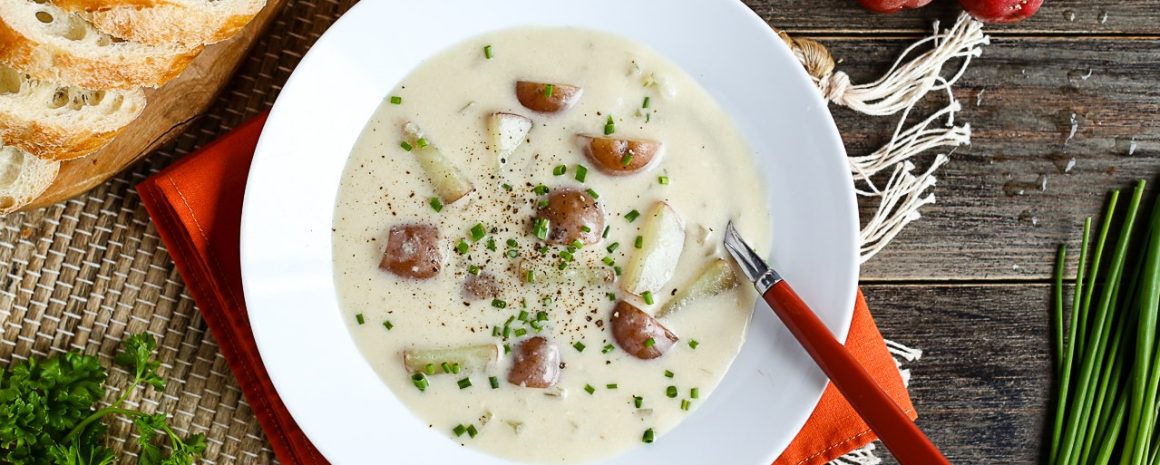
left=136, top=113, right=915, bottom=465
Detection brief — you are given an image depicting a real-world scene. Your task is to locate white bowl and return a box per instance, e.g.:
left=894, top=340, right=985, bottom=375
left=239, top=1, right=858, bottom=463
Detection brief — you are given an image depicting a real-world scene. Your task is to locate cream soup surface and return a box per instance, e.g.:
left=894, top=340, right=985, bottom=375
left=333, top=27, right=773, bottom=463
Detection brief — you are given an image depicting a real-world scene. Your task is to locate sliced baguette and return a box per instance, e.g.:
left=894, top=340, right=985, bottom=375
left=0, top=0, right=201, bottom=89
left=55, top=0, right=267, bottom=47
left=0, top=62, right=146, bottom=160
left=0, top=142, right=58, bottom=214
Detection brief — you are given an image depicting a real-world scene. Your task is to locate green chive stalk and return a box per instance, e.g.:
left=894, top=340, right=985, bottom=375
left=1124, top=187, right=1160, bottom=465
left=1052, top=218, right=1092, bottom=462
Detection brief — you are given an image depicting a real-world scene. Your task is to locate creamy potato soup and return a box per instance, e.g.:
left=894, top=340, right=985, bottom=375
left=333, top=27, right=772, bottom=463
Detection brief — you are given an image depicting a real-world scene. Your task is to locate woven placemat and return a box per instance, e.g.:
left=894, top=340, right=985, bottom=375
left=0, top=1, right=360, bottom=463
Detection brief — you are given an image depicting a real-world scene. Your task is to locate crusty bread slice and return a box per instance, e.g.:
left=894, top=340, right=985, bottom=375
left=0, top=0, right=201, bottom=89
left=0, top=142, right=58, bottom=214
left=56, top=0, right=266, bottom=47
left=0, top=62, right=146, bottom=160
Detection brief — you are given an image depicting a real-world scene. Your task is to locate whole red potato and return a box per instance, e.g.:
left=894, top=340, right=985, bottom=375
left=856, top=0, right=933, bottom=13
left=960, top=0, right=1043, bottom=23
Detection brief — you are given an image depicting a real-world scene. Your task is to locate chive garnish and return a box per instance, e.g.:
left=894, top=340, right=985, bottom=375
left=490, top=376, right=500, bottom=389
left=412, top=373, right=428, bottom=391
left=584, top=384, right=596, bottom=395
left=441, top=362, right=452, bottom=373
left=468, top=265, right=481, bottom=275
left=525, top=270, right=536, bottom=283
left=575, top=165, right=588, bottom=182
left=491, top=299, right=507, bottom=309
left=518, top=310, right=529, bottom=321
left=570, top=239, right=583, bottom=249
left=503, top=326, right=511, bottom=338
left=453, top=424, right=467, bottom=436
left=644, top=337, right=656, bottom=348
left=424, top=363, right=436, bottom=375
left=390, top=96, right=402, bottom=105
left=553, top=165, right=566, bottom=176
left=466, top=424, right=478, bottom=438
left=483, top=45, right=493, bottom=59
left=537, top=199, right=549, bottom=209
left=486, top=237, right=497, bottom=251
left=642, top=428, right=654, bottom=443
left=492, top=326, right=501, bottom=337
left=602, top=344, right=614, bottom=353
left=501, top=183, right=513, bottom=191
left=607, top=242, right=620, bottom=253
left=383, top=320, right=393, bottom=330
left=470, top=223, right=487, bottom=242
left=604, top=115, right=616, bottom=135
left=658, top=176, right=669, bottom=185
left=557, top=261, right=568, bottom=270
left=580, top=225, right=592, bottom=233
left=542, top=296, right=553, bottom=306
left=536, top=311, right=548, bottom=321
left=666, top=386, right=678, bottom=398
left=507, top=249, right=519, bottom=258
left=544, top=84, right=555, bottom=98
left=458, top=378, right=472, bottom=389
left=602, top=225, right=610, bottom=238
left=429, top=197, right=443, bottom=212
left=634, top=396, right=643, bottom=408
left=355, top=313, right=365, bottom=325
left=645, top=113, right=651, bottom=123
left=663, top=369, right=673, bottom=378
left=625, top=210, right=640, bottom=222
left=680, top=399, right=691, bottom=411
left=573, top=341, right=586, bottom=352
left=503, top=344, right=510, bottom=354
left=455, top=240, right=469, bottom=255
left=689, top=340, right=699, bottom=349
left=585, top=188, right=600, bottom=200
left=642, top=96, right=650, bottom=108
left=506, top=238, right=519, bottom=248
left=606, top=292, right=616, bottom=301
left=602, top=256, right=615, bottom=266
left=607, top=383, right=618, bottom=389
left=690, top=388, right=700, bottom=399
left=400, top=141, right=413, bottom=152
left=614, top=266, right=622, bottom=276
left=642, top=291, right=654, bottom=305
left=635, top=236, right=644, bottom=249
left=533, top=218, right=550, bottom=241
left=534, top=184, right=549, bottom=196
left=620, top=153, right=634, bottom=167
left=416, top=137, right=429, bottom=148
left=514, top=328, right=527, bottom=337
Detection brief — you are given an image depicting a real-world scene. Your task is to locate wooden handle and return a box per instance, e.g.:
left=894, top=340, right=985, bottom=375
left=764, top=281, right=951, bottom=465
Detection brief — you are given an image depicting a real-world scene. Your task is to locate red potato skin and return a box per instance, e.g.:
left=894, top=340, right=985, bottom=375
left=580, top=136, right=663, bottom=176
left=610, top=301, right=678, bottom=360
left=379, top=224, right=442, bottom=280
left=515, top=81, right=582, bottom=114
left=855, top=0, right=933, bottom=13
left=508, top=337, right=561, bottom=388
left=535, top=189, right=605, bottom=245
left=959, top=0, right=1043, bottom=23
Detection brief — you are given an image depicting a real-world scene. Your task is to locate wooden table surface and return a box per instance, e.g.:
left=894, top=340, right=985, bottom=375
left=764, top=0, right=1160, bottom=463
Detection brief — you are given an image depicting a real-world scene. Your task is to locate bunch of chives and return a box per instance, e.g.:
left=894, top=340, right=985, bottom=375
left=1051, top=180, right=1160, bottom=465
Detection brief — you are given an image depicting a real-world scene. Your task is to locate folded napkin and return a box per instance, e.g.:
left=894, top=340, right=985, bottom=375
left=137, top=113, right=915, bottom=465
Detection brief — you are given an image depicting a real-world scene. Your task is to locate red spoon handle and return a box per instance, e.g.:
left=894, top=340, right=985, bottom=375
left=764, top=280, right=951, bottom=465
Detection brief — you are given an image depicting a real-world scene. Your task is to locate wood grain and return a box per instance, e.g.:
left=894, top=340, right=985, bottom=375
left=19, top=0, right=288, bottom=210
left=744, top=0, right=1160, bottom=36
left=863, top=283, right=1052, bottom=465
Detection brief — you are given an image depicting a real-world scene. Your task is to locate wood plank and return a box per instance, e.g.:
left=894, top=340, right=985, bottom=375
left=801, top=37, right=1160, bottom=280
left=744, top=0, right=1159, bottom=36
left=862, top=283, right=1050, bottom=464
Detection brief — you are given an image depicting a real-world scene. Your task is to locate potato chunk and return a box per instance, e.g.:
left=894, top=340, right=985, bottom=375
left=534, top=188, right=605, bottom=245
left=579, top=135, right=663, bottom=175
left=620, top=201, right=685, bottom=295
left=489, top=112, right=533, bottom=164
left=508, top=336, right=561, bottom=388
left=515, top=81, right=582, bottom=113
left=403, top=343, right=500, bottom=374
left=610, top=301, right=678, bottom=360
left=380, top=224, right=442, bottom=280
left=656, top=259, right=740, bottom=318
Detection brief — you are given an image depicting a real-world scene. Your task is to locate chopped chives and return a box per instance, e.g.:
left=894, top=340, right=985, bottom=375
left=557, top=261, right=568, bottom=270
left=400, top=141, right=413, bottom=152
left=658, top=176, right=669, bottom=185
left=642, top=428, right=654, bottom=443
left=585, top=188, right=600, bottom=200
left=466, top=424, right=478, bottom=438
left=458, top=378, right=472, bottom=389
left=468, top=264, right=481, bottom=275
left=560, top=250, right=574, bottom=262
left=634, top=396, right=644, bottom=408
left=634, top=236, right=644, bottom=249
left=602, top=225, right=611, bottom=238
left=680, top=399, right=691, bottom=411
left=503, top=326, right=511, bottom=338
left=441, top=362, right=452, bottom=373
left=514, top=328, right=527, bottom=337
left=355, top=313, right=365, bottom=325
left=533, top=218, right=550, bottom=240
left=470, top=223, right=487, bottom=241
left=580, top=225, right=592, bottom=233
left=625, top=210, right=640, bottom=222
left=486, top=237, right=497, bottom=251
left=689, top=340, right=699, bottom=349
left=544, top=83, right=555, bottom=98
left=614, top=266, right=622, bottom=276
left=429, top=197, right=443, bottom=212
left=642, top=291, right=654, bottom=305
left=501, top=183, right=513, bottom=191
left=416, top=137, right=429, bottom=148
left=644, top=337, right=656, bottom=348
left=503, top=343, right=510, bottom=354
left=602, top=344, right=615, bottom=353
left=412, top=373, right=428, bottom=391
left=542, top=296, right=553, bottom=306
left=518, top=310, right=529, bottom=321
left=620, top=153, right=634, bottom=167
left=553, top=165, right=567, bottom=176
left=645, top=113, right=651, bottom=123
left=536, top=311, right=549, bottom=321
left=690, top=388, right=699, bottom=399
left=491, top=299, right=507, bottom=309
left=570, top=239, right=584, bottom=249
left=492, top=326, right=501, bottom=337
left=537, top=199, right=549, bottom=209
left=663, top=369, right=674, bottom=378
left=607, top=383, right=618, bottom=389
left=534, top=184, right=550, bottom=195
left=574, top=341, right=586, bottom=352
left=507, top=249, right=519, bottom=258
left=607, top=242, right=621, bottom=253
left=490, top=376, right=500, bottom=389
left=506, top=238, right=519, bottom=248
left=524, top=270, right=536, bottom=283
left=642, top=96, right=651, bottom=108
left=530, top=320, right=544, bottom=331
left=666, top=386, right=678, bottom=398
left=424, top=363, right=436, bottom=375
left=449, top=363, right=461, bottom=374
left=483, top=44, right=493, bottom=59
left=455, top=240, right=469, bottom=255
left=453, top=424, right=467, bottom=437
left=604, top=115, right=616, bottom=135
left=606, top=292, right=616, bottom=301
left=383, top=320, right=393, bottom=331
left=390, top=96, right=402, bottom=105
left=575, top=165, right=589, bottom=182
left=584, top=384, right=596, bottom=395
left=602, top=256, right=615, bottom=266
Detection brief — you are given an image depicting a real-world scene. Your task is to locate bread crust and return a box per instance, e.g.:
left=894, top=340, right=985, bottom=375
left=0, top=17, right=201, bottom=89
left=0, top=114, right=124, bottom=161
left=0, top=146, right=58, bottom=214
left=55, top=0, right=266, bottom=46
